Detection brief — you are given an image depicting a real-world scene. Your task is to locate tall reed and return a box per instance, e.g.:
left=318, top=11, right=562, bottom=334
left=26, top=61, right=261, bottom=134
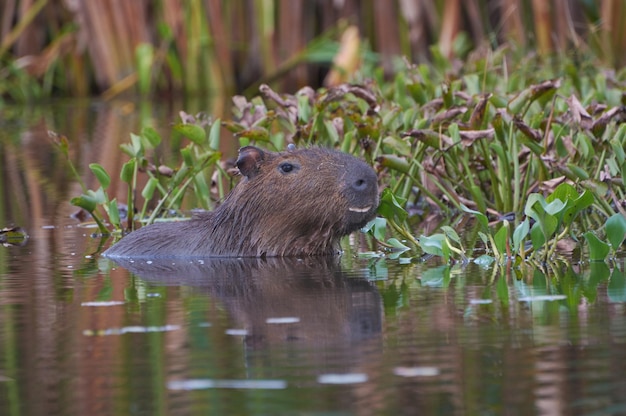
left=1, top=0, right=625, bottom=101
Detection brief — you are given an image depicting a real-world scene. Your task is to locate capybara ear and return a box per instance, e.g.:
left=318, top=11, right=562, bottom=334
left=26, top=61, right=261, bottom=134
left=236, top=146, right=266, bottom=179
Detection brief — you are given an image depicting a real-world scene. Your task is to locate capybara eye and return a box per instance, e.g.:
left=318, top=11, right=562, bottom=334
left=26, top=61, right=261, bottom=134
left=278, top=162, right=296, bottom=173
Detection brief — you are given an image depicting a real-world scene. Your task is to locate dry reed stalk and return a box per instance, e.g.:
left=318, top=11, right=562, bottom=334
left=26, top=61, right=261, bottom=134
left=439, top=0, right=461, bottom=58
left=531, top=0, right=552, bottom=54
left=278, top=0, right=306, bottom=90
left=600, top=0, right=626, bottom=67
left=204, top=0, right=235, bottom=94
left=499, top=0, right=527, bottom=47
left=374, top=0, right=401, bottom=73
left=0, top=0, right=47, bottom=58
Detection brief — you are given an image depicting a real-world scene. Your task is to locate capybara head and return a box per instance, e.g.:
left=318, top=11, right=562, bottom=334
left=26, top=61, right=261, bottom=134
left=210, top=145, right=379, bottom=256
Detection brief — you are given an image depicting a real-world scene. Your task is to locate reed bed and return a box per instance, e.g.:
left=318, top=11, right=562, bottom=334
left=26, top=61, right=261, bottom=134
left=1, top=0, right=625, bottom=101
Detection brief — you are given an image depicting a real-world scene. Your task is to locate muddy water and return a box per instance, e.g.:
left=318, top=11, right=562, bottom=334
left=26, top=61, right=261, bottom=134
left=1, top=101, right=626, bottom=415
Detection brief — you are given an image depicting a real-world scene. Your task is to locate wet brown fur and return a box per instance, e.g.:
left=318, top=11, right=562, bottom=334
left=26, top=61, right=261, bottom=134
left=103, top=146, right=379, bottom=258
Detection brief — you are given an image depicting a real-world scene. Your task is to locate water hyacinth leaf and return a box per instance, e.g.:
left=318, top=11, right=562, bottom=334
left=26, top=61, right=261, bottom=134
left=477, top=231, right=490, bottom=247
left=130, top=133, right=144, bottom=156
left=141, top=126, right=161, bottom=148
left=382, top=135, right=412, bottom=156
left=512, top=219, right=530, bottom=253
left=546, top=182, right=577, bottom=203
left=530, top=222, right=546, bottom=250
left=141, top=177, right=159, bottom=200
left=493, top=221, right=509, bottom=256
left=525, top=194, right=558, bottom=242
left=323, top=119, right=340, bottom=143
left=377, top=188, right=408, bottom=223
left=544, top=198, right=565, bottom=217
left=441, top=226, right=461, bottom=245
left=547, top=183, right=594, bottom=226
left=193, top=172, right=211, bottom=205
left=120, top=159, right=136, bottom=183
left=236, top=127, right=270, bottom=142
left=474, top=254, right=495, bottom=267
left=605, top=213, right=626, bottom=250
left=387, top=238, right=410, bottom=251
left=208, top=118, right=221, bottom=150
left=71, top=194, right=98, bottom=213
left=460, top=204, right=488, bottom=230
left=297, top=94, right=312, bottom=122
left=376, top=154, right=410, bottom=174
left=89, top=163, right=111, bottom=189
left=364, top=217, right=387, bottom=242
left=180, top=146, right=194, bottom=167
left=561, top=190, right=593, bottom=226
left=107, top=199, right=121, bottom=228
left=418, top=234, right=445, bottom=257
left=584, top=232, right=610, bottom=261
left=566, top=164, right=589, bottom=180
left=174, top=123, right=206, bottom=145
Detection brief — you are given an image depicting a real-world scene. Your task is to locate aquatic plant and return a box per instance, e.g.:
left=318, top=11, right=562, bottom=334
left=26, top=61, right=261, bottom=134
left=57, top=49, right=626, bottom=264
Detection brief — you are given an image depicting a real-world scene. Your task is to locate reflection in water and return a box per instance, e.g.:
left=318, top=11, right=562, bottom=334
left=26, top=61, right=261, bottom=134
left=112, top=256, right=383, bottom=369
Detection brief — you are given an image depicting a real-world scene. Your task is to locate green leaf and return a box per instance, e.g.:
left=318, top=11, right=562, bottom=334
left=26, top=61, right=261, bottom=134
left=180, top=146, right=194, bottom=167
left=561, top=190, right=594, bottom=226
left=366, top=217, right=387, bottom=241
left=323, top=119, right=339, bottom=143
left=418, top=234, right=445, bottom=257
left=605, top=213, right=626, bottom=250
left=530, top=222, right=545, bottom=250
left=382, top=135, right=412, bottom=156
left=173, top=123, right=206, bottom=145
left=566, top=164, right=589, bottom=180
left=377, top=188, right=408, bottom=223
left=120, top=159, right=137, bottom=184
left=584, top=232, right=610, bottom=261
left=376, top=154, right=410, bottom=174
left=141, top=177, right=159, bottom=200
left=71, top=194, right=97, bottom=213
left=141, top=126, right=162, bottom=148
left=493, top=221, right=509, bottom=256
left=512, top=219, right=530, bottom=254
left=208, top=118, right=221, bottom=150
left=130, top=133, right=144, bottom=157
left=89, top=163, right=111, bottom=189
left=525, top=193, right=558, bottom=242
left=441, top=226, right=461, bottom=245
left=460, top=204, right=488, bottom=230
left=386, top=238, right=410, bottom=251
left=107, top=199, right=121, bottom=228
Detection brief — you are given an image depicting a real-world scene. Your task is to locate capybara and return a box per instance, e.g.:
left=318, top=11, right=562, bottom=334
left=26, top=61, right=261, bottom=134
left=103, top=145, right=379, bottom=258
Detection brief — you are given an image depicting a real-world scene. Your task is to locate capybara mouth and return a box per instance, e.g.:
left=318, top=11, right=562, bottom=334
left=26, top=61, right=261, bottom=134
left=348, top=205, right=373, bottom=213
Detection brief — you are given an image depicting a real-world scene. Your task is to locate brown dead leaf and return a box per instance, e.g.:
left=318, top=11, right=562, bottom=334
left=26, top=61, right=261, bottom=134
left=566, top=94, right=593, bottom=129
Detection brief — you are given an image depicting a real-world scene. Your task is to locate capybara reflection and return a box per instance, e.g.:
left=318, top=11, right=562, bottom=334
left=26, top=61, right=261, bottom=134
left=103, top=146, right=379, bottom=258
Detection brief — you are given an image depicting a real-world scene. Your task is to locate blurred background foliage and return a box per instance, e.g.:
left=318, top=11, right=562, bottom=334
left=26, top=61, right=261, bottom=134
left=1, top=0, right=625, bottom=103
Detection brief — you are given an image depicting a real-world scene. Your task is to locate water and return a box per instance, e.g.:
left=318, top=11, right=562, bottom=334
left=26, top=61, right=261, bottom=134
left=2, top=101, right=626, bottom=415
